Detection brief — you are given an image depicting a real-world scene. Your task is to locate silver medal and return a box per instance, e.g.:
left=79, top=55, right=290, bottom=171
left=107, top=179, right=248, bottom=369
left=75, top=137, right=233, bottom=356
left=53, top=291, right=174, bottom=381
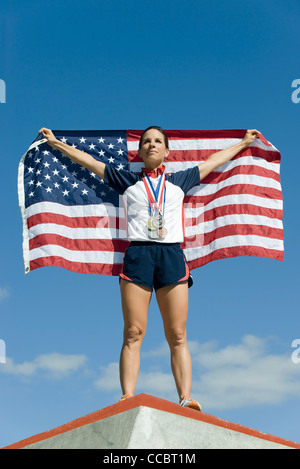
left=152, top=213, right=165, bottom=229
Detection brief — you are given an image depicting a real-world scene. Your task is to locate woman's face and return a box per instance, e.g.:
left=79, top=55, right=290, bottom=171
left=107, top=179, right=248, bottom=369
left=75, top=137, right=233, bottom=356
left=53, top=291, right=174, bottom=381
left=138, top=128, right=169, bottom=169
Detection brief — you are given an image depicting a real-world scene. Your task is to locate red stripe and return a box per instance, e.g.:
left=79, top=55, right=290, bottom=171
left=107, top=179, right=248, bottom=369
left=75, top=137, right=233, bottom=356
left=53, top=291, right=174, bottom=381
left=29, top=234, right=129, bottom=252
left=185, top=184, right=282, bottom=205
left=30, top=256, right=122, bottom=276
left=186, top=245, right=284, bottom=270
left=178, top=254, right=190, bottom=283
left=184, top=204, right=283, bottom=228
left=199, top=164, right=280, bottom=184
left=128, top=147, right=281, bottom=164
left=118, top=254, right=133, bottom=282
left=27, top=212, right=118, bottom=229
left=183, top=225, right=284, bottom=250
left=119, top=273, right=133, bottom=282
left=127, top=129, right=274, bottom=143
left=201, top=204, right=283, bottom=224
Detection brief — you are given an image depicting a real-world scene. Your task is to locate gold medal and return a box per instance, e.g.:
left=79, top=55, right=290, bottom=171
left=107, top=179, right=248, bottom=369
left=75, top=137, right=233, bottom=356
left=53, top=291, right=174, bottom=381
left=147, top=217, right=156, bottom=231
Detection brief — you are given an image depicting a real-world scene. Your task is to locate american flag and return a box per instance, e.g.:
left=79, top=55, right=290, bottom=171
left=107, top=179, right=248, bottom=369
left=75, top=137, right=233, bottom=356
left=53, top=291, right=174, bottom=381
left=18, top=129, right=284, bottom=276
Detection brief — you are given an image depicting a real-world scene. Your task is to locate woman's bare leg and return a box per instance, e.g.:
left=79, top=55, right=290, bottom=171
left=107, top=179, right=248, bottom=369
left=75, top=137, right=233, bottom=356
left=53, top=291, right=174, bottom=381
left=156, top=282, right=192, bottom=400
left=119, top=279, right=152, bottom=396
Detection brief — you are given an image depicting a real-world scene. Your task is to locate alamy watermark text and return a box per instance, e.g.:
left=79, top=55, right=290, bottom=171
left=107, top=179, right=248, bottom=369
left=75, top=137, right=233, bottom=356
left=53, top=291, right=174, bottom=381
left=291, top=339, right=300, bottom=364
left=291, top=79, right=300, bottom=103
left=0, top=339, right=6, bottom=363
left=0, top=79, right=6, bottom=103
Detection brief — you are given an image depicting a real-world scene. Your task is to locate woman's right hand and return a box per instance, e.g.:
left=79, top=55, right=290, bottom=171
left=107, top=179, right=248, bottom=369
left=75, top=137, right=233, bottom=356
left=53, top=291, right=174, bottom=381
left=39, top=127, right=57, bottom=147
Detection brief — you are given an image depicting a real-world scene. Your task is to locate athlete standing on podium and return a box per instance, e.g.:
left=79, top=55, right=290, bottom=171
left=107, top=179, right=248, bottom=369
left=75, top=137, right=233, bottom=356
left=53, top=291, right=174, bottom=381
left=39, top=125, right=259, bottom=411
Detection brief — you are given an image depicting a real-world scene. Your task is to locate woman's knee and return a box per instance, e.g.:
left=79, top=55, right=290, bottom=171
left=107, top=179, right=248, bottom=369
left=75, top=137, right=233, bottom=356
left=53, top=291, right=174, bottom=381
left=165, top=326, right=187, bottom=348
left=123, top=324, right=145, bottom=346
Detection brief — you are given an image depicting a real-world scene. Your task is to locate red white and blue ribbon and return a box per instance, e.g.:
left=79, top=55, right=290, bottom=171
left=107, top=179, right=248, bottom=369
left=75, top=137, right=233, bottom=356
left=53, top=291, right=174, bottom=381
left=142, top=173, right=166, bottom=216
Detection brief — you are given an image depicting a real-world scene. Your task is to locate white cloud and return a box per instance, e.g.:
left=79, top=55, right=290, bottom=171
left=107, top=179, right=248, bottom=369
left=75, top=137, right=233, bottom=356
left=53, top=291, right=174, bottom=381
left=137, top=370, right=174, bottom=394
left=0, top=287, right=10, bottom=301
left=93, top=335, right=300, bottom=411
left=0, top=353, right=88, bottom=379
left=190, top=335, right=300, bottom=410
left=94, top=362, right=120, bottom=391
left=94, top=361, right=177, bottom=402
left=35, top=353, right=88, bottom=377
left=3, top=336, right=298, bottom=411
left=141, top=342, right=170, bottom=358
left=2, top=358, right=36, bottom=376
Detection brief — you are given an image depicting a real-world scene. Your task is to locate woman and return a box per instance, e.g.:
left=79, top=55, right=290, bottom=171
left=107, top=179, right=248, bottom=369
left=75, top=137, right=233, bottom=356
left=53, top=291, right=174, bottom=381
left=39, top=125, right=259, bottom=410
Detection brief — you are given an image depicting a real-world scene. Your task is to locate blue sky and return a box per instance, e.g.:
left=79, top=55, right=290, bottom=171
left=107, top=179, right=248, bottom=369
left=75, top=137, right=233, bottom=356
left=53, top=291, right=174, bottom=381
left=1, top=0, right=300, bottom=448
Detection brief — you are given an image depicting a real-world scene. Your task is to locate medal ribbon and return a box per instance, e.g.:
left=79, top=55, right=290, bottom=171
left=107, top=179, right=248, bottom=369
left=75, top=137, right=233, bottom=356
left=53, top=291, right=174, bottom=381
left=142, top=173, right=166, bottom=216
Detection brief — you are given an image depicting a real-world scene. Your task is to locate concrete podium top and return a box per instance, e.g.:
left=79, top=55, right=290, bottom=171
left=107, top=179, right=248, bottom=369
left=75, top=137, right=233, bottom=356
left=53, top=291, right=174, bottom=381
left=3, top=394, right=300, bottom=449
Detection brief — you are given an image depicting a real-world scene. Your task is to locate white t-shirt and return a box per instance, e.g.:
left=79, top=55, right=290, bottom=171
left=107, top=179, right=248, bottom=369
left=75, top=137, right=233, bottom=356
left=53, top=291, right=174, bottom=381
left=104, top=164, right=200, bottom=243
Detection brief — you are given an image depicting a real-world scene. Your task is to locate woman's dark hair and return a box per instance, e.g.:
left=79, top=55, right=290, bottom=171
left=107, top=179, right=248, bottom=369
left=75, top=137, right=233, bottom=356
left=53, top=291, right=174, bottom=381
left=139, top=126, right=169, bottom=149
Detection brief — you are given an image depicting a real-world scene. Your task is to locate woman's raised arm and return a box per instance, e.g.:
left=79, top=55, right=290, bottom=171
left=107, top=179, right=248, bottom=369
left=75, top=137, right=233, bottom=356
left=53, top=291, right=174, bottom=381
left=39, top=127, right=106, bottom=180
left=198, top=129, right=259, bottom=181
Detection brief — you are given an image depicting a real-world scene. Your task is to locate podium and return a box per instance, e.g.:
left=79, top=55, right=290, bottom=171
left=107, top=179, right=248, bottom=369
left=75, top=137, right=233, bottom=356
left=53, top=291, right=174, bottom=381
left=3, top=394, right=299, bottom=449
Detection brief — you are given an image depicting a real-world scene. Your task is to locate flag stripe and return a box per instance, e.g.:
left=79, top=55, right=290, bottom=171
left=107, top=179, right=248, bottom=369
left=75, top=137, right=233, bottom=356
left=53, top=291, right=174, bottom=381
left=29, top=244, right=124, bottom=264
left=189, top=193, right=282, bottom=211
left=184, top=226, right=284, bottom=246
left=25, top=201, right=125, bottom=219
left=129, top=156, right=281, bottom=175
left=27, top=212, right=116, bottom=230
left=127, top=129, right=277, bottom=148
left=129, top=147, right=281, bottom=164
left=185, top=203, right=283, bottom=225
left=185, top=186, right=282, bottom=207
left=28, top=222, right=127, bottom=241
left=29, top=233, right=128, bottom=252
left=185, top=216, right=283, bottom=236
left=30, top=256, right=122, bottom=275
left=187, top=245, right=284, bottom=269
left=184, top=234, right=283, bottom=257
left=198, top=165, right=281, bottom=184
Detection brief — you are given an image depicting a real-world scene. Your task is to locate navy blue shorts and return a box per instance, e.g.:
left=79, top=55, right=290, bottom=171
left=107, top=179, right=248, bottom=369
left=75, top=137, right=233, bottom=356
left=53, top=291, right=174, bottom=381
left=119, top=241, right=193, bottom=291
